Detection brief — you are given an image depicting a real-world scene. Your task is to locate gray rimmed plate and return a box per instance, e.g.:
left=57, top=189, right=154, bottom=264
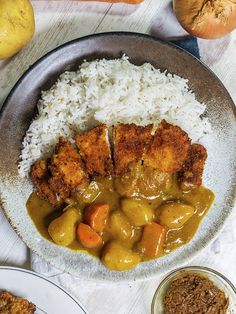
left=0, top=266, right=87, bottom=313
left=0, top=32, right=235, bottom=282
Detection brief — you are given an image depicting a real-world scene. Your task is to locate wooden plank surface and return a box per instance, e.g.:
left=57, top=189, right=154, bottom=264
left=0, top=1, right=235, bottom=313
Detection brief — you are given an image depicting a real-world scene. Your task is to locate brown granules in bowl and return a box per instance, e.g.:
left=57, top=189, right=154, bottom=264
left=163, top=272, right=229, bottom=314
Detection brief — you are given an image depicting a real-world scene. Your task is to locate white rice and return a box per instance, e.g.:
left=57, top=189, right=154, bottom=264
left=18, top=55, right=211, bottom=177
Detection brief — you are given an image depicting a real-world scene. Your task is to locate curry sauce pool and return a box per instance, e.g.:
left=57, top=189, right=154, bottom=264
left=26, top=169, right=214, bottom=270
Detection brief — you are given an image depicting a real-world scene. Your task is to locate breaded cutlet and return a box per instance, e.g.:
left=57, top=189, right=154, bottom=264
left=30, top=159, right=48, bottom=182
left=178, top=143, right=207, bottom=188
left=0, top=291, right=36, bottom=314
left=49, top=137, right=88, bottom=199
left=144, top=120, right=191, bottom=173
left=76, top=124, right=113, bottom=177
left=30, top=159, right=62, bottom=207
left=113, top=123, right=153, bottom=175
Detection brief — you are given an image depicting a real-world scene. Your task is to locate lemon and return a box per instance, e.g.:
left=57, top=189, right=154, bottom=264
left=0, top=0, right=35, bottom=59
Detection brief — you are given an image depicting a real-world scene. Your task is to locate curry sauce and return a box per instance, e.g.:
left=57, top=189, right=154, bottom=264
left=26, top=163, right=214, bottom=269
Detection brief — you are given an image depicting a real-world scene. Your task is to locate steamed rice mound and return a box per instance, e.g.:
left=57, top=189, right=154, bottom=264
left=18, top=56, right=211, bottom=177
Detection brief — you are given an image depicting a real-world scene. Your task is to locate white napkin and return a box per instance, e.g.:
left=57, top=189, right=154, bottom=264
left=30, top=252, right=158, bottom=314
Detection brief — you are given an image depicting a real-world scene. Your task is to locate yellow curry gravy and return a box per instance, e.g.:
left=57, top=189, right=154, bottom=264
left=26, top=163, right=214, bottom=263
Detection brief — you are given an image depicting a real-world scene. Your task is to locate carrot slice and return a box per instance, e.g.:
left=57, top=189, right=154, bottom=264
left=139, top=222, right=166, bottom=259
left=77, top=223, right=103, bottom=249
left=85, top=203, right=109, bottom=233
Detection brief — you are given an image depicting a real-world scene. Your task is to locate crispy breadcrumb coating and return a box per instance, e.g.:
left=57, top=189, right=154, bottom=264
left=113, top=123, right=153, bottom=175
left=76, top=124, right=113, bottom=177
left=0, top=291, right=36, bottom=314
left=144, top=120, right=191, bottom=173
left=30, top=159, right=48, bottom=182
left=30, top=121, right=207, bottom=207
left=178, top=143, right=207, bottom=188
left=49, top=137, right=88, bottom=199
left=30, top=159, right=61, bottom=207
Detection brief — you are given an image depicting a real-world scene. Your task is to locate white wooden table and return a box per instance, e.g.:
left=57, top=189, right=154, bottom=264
left=0, top=1, right=236, bottom=313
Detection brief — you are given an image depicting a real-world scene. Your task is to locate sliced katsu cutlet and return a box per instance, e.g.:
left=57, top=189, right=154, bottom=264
left=49, top=137, right=88, bottom=199
left=144, top=120, right=191, bottom=173
left=0, top=291, right=36, bottom=314
left=76, top=124, right=113, bottom=177
left=113, top=123, right=153, bottom=175
left=178, top=143, right=207, bottom=188
left=30, top=159, right=62, bottom=207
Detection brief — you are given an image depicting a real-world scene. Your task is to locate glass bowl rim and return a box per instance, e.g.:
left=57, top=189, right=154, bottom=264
left=151, top=265, right=236, bottom=314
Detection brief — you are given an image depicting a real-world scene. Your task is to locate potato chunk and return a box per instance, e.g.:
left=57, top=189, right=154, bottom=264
left=158, top=202, right=195, bottom=228
left=115, top=162, right=173, bottom=198
left=121, top=198, right=153, bottom=227
left=108, top=211, right=133, bottom=241
left=102, top=242, right=140, bottom=271
left=48, top=207, right=79, bottom=246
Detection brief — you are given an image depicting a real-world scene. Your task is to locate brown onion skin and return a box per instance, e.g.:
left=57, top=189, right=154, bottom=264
left=173, top=0, right=236, bottom=39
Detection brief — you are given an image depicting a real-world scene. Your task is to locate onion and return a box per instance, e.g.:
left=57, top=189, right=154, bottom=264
left=173, top=0, right=236, bottom=39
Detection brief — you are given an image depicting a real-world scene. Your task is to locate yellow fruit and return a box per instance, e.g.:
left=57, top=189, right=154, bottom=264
left=0, top=0, right=35, bottom=59
left=121, top=198, right=154, bottom=227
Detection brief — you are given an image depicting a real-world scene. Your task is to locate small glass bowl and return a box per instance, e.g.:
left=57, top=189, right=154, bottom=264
left=151, top=266, right=236, bottom=314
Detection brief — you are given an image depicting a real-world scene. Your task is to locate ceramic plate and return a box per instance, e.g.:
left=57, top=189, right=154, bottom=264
left=0, top=266, right=87, bottom=313
left=0, top=32, right=235, bottom=281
